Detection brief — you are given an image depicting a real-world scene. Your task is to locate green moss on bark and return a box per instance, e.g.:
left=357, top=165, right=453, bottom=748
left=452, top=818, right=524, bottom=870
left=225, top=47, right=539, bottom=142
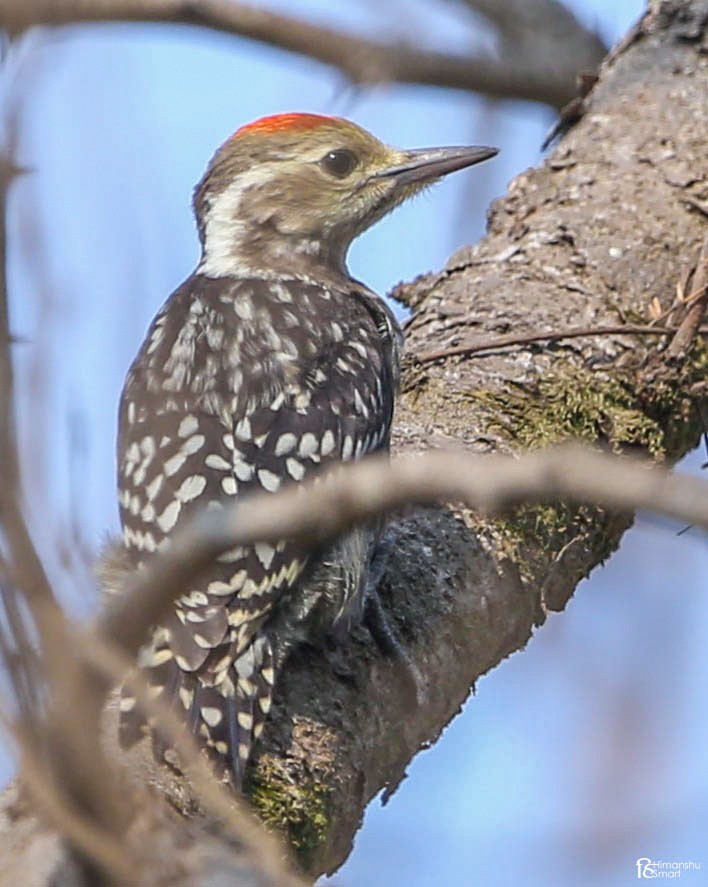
left=475, top=365, right=664, bottom=453
left=459, top=352, right=705, bottom=585
left=248, top=756, right=330, bottom=868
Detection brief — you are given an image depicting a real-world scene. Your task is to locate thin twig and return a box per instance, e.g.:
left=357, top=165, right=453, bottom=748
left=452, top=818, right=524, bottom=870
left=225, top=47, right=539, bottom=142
left=461, top=0, right=606, bottom=63
left=648, top=259, right=708, bottom=329
left=0, top=155, right=21, bottom=496
left=0, top=581, right=42, bottom=738
left=415, top=323, right=687, bottom=364
left=0, top=153, right=48, bottom=758
left=666, top=236, right=708, bottom=359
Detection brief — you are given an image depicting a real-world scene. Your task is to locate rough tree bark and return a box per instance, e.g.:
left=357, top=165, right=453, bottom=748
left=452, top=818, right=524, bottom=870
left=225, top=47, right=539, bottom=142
left=0, top=0, right=707, bottom=884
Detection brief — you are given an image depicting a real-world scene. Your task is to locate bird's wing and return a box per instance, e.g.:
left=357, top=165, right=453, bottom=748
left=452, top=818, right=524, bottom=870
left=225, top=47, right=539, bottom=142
left=116, top=276, right=398, bottom=770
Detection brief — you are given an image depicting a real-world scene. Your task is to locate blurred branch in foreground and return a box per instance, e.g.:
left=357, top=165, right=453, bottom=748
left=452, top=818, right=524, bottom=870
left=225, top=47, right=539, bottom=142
left=100, top=443, right=708, bottom=664
left=1, top=442, right=708, bottom=884
left=0, top=0, right=607, bottom=109
left=0, top=145, right=303, bottom=886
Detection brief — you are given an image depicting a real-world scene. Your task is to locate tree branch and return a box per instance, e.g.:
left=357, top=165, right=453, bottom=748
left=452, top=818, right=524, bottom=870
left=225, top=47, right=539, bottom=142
left=99, top=445, right=708, bottom=665
left=415, top=322, right=706, bottom=364
left=460, top=0, right=607, bottom=66
left=0, top=0, right=606, bottom=109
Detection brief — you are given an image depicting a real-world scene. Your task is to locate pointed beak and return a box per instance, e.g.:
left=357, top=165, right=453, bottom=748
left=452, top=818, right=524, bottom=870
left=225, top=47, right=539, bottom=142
left=374, top=145, right=498, bottom=186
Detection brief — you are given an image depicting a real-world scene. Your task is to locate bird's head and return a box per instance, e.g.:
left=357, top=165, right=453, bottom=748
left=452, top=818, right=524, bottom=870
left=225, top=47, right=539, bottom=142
left=193, top=113, right=497, bottom=278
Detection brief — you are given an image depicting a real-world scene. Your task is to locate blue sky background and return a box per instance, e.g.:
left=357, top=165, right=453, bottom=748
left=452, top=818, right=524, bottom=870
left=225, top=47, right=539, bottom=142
left=2, top=2, right=707, bottom=885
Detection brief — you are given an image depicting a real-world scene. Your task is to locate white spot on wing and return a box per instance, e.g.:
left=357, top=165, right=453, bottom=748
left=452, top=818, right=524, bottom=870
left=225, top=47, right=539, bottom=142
left=321, top=429, right=335, bottom=456
left=234, top=461, right=254, bottom=482
left=179, top=687, right=194, bottom=710
left=201, top=706, right=223, bottom=727
left=237, top=711, right=254, bottom=730
left=217, top=546, right=245, bottom=564
left=354, top=388, right=368, bottom=417
left=286, top=458, right=305, bottom=480
left=182, top=590, right=209, bottom=606
left=235, top=417, right=251, bottom=441
left=261, top=667, right=275, bottom=685
left=150, top=648, right=173, bottom=666
left=208, top=579, right=237, bottom=596
left=183, top=434, right=205, bottom=455
left=146, top=474, right=164, bottom=501
left=275, top=432, right=297, bottom=456
left=205, top=453, right=231, bottom=470
left=221, top=476, right=238, bottom=496
left=157, top=499, right=181, bottom=532
left=177, top=474, right=207, bottom=502
left=258, top=469, right=280, bottom=492
left=298, top=432, right=319, bottom=459
left=178, top=415, right=199, bottom=438
left=164, top=451, right=186, bottom=477
left=228, top=570, right=247, bottom=592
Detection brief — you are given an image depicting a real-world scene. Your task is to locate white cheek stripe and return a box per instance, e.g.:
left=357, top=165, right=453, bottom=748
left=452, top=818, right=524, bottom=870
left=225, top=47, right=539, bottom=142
left=197, top=160, right=335, bottom=278
left=198, top=166, right=275, bottom=278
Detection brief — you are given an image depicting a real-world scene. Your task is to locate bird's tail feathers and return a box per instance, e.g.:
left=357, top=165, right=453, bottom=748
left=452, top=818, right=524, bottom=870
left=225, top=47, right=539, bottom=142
left=117, top=633, right=276, bottom=791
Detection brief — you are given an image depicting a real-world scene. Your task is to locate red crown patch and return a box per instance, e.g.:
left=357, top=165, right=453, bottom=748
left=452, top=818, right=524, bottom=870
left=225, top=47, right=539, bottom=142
left=234, top=113, right=336, bottom=139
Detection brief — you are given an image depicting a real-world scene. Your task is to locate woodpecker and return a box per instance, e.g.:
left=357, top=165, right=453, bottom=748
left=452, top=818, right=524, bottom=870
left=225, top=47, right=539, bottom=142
left=116, top=113, right=497, bottom=788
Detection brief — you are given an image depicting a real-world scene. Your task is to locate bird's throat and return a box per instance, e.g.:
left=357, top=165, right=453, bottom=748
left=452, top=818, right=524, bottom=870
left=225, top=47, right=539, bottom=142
left=198, top=218, right=350, bottom=283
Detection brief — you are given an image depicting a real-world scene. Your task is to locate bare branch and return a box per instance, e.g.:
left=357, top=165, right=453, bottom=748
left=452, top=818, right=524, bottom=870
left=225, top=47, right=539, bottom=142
left=460, top=0, right=606, bottom=58
left=0, top=154, right=20, bottom=499
left=0, top=150, right=131, bottom=879
left=100, top=444, right=708, bottom=662
left=415, top=322, right=703, bottom=364
left=0, top=0, right=606, bottom=109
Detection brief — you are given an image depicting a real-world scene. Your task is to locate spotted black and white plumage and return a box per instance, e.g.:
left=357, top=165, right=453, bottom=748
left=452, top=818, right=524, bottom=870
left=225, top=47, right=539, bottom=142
left=117, top=272, right=401, bottom=786
left=113, top=111, right=496, bottom=789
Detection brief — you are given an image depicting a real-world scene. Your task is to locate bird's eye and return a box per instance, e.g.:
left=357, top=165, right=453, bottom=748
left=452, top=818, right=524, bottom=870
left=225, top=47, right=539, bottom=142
left=320, top=149, right=358, bottom=178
